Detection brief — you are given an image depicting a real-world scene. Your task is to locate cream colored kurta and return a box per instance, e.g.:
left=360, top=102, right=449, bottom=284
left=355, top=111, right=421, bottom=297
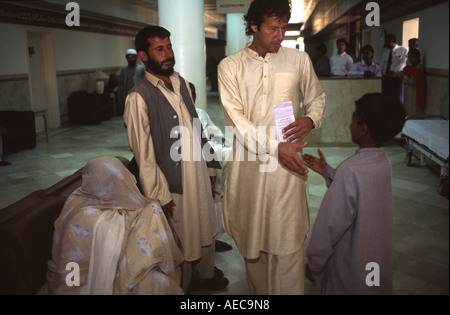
left=218, top=45, right=326, bottom=259
left=124, top=72, right=217, bottom=262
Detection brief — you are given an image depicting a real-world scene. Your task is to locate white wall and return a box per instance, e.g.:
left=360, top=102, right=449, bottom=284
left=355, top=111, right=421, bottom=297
left=417, top=1, right=449, bottom=69
left=51, top=28, right=136, bottom=72
left=46, top=0, right=158, bottom=25
left=368, top=1, right=449, bottom=70
left=0, top=22, right=138, bottom=76
left=0, top=23, right=29, bottom=75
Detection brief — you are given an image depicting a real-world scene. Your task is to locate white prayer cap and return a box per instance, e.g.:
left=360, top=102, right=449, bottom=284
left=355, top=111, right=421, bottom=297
left=126, top=49, right=137, bottom=55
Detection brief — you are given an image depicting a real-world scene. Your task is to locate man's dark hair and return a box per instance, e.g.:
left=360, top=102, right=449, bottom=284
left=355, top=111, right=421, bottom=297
left=135, top=25, right=171, bottom=53
left=408, top=48, right=421, bottom=61
left=386, top=34, right=397, bottom=44
left=336, top=38, right=348, bottom=46
left=355, top=93, right=406, bottom=144
left=316, top=43, right=327, bottom=54
left=244, top=0, right=292, bottom=36
left=361, top=44, right=374, bottom=55
left=408, top=37, right=419, bottom=49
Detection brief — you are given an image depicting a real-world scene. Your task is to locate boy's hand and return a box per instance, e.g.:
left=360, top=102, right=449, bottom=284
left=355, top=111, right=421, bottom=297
left=303, top=148, right=327, bottom=174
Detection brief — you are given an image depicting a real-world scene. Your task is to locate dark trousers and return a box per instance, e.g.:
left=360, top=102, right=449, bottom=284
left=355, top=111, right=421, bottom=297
left=382, top=76, right=404, bottom=103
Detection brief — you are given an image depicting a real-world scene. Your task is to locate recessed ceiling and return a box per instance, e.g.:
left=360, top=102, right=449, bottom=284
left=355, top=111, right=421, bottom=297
left=123, top=0, right=316, bottom=25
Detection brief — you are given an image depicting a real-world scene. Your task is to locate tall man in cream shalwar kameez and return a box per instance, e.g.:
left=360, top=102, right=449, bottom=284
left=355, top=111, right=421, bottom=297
left=218, top=0, right=326, bottom=295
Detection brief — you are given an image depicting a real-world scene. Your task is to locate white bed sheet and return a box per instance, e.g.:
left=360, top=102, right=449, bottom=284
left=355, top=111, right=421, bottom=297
left=402, top=119, right=449, bottom=159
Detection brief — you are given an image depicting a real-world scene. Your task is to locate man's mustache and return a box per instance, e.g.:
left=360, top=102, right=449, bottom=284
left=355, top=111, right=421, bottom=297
left=161, top=58, right=175, bottom=65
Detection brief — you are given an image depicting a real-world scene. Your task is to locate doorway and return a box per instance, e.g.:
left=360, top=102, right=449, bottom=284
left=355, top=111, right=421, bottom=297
left=26, top=31, right=60, bottom=134
left=402, top=18, right=419, bottom=48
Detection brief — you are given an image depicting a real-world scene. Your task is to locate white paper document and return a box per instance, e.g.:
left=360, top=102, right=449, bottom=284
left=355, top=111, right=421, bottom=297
left=273, top=101, right=295, bottom=142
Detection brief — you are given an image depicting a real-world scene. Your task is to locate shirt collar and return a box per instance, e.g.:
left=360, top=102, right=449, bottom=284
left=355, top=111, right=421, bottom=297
left=145, top=70, right=179, bottom=88
left=356, top=147, right=383, bottom=154
left=244, top=42, right=277, bottom=60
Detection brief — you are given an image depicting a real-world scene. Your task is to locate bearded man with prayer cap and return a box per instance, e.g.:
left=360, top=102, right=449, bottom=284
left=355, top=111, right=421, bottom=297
left=117, top=49, right=146, bottom=115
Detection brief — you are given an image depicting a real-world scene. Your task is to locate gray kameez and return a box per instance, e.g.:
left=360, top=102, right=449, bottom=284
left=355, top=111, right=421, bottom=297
left=307, top=148, right=394, bottom=295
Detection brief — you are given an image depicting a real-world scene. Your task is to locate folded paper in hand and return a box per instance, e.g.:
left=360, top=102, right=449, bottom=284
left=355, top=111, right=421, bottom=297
left=274, top=101, right=295, bottom=142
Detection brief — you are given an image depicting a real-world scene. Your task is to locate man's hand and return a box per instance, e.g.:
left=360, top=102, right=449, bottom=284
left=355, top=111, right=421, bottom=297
left=303, top=148, right=328, bottom=174
left=282, top=117, right=314, bottom=143
left=210, top=176, right=218, bottom=198
left=162, top=200, right=176, bottom=219
left=305, top=264, right=316, bottom=284
left=277, top=142, right=309, bottom=177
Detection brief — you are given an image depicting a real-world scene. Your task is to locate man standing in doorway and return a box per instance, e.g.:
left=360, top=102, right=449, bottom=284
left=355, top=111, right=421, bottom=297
left=218, top=0, right=326, bottom=295
left=380, top=34, right=408, bottom=102
left=123, top=26, right=228, bottom=293
left=117, top=49, right=145, bottom=115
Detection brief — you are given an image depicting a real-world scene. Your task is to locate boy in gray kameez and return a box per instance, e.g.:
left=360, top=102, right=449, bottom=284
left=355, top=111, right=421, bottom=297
left=303, top=93, right=405, bottom=295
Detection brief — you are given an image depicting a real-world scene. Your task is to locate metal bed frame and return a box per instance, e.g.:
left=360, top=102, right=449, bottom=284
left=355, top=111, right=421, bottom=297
left=402, top=115, right=449, bottom=196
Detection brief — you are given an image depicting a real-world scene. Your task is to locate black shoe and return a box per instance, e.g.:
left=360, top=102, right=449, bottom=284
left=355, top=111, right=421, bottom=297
left=215, top=239, right=232, bottom=252
left=214, top=266, right=224, bottom=278
left=0, top=161, right=11, bottom=166
left=189, top=277, right=229, bottom=292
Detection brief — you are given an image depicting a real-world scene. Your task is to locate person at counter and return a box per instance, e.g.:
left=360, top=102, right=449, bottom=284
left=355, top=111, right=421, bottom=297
left=330, top=38, right=353, bottom=76
left=348, top=45, right=382, bottom=78
left=380, top=34, right=408, bottom=102
left=313, top=43, right=331, bottom=77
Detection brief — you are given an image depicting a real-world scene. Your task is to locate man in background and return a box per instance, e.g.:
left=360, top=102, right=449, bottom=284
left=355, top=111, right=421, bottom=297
left=330, top=38, right=353, bottom=76
left=348, top=45, right=382, bottom=77
left=117, top=49, right=145, bottom=115
left=380, top=34, right=408, bottom=102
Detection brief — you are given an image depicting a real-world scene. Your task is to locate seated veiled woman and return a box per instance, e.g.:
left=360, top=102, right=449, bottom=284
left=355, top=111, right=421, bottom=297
left=41, top=156, right=184, bottom=295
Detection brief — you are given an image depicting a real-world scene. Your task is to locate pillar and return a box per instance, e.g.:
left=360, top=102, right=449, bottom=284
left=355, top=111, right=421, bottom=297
left=158, top=0, right=207, bottom=110
left=226, top=13, right=248, bottom=56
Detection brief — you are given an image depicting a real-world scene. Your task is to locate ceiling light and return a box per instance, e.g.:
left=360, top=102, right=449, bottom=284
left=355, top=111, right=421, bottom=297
left=286, top=31, right=301, bottom=36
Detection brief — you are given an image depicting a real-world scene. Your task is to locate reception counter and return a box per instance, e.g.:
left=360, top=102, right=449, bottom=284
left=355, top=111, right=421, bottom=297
left=304, top=77, right=381, bottom=146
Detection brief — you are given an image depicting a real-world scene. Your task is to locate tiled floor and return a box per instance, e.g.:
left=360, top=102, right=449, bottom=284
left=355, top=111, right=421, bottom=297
left=0, top=93, right=448, bottom=295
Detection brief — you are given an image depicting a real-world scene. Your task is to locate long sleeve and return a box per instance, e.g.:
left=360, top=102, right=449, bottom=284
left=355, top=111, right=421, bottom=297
left=348, top=62, right=365, bottom=77
left=392, top=46, right=409, bottom=75
left=218, top=47, right=325, bottom=158
left=299, top=53, right=327, bottom=129
left=123, top=92, right=172, bottom=206
left=320, top=165, right=336, bottom=188
left=218, top=57, right=280, bottom=157
left=307, top=166, right=356, bottom=273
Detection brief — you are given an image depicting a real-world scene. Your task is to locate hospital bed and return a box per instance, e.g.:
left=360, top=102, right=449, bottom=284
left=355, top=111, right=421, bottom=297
left=402, top=115, right=449, bottom=195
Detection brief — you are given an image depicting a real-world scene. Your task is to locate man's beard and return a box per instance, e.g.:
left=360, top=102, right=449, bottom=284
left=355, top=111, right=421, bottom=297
left=146, top=54, right=176, bottom=77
